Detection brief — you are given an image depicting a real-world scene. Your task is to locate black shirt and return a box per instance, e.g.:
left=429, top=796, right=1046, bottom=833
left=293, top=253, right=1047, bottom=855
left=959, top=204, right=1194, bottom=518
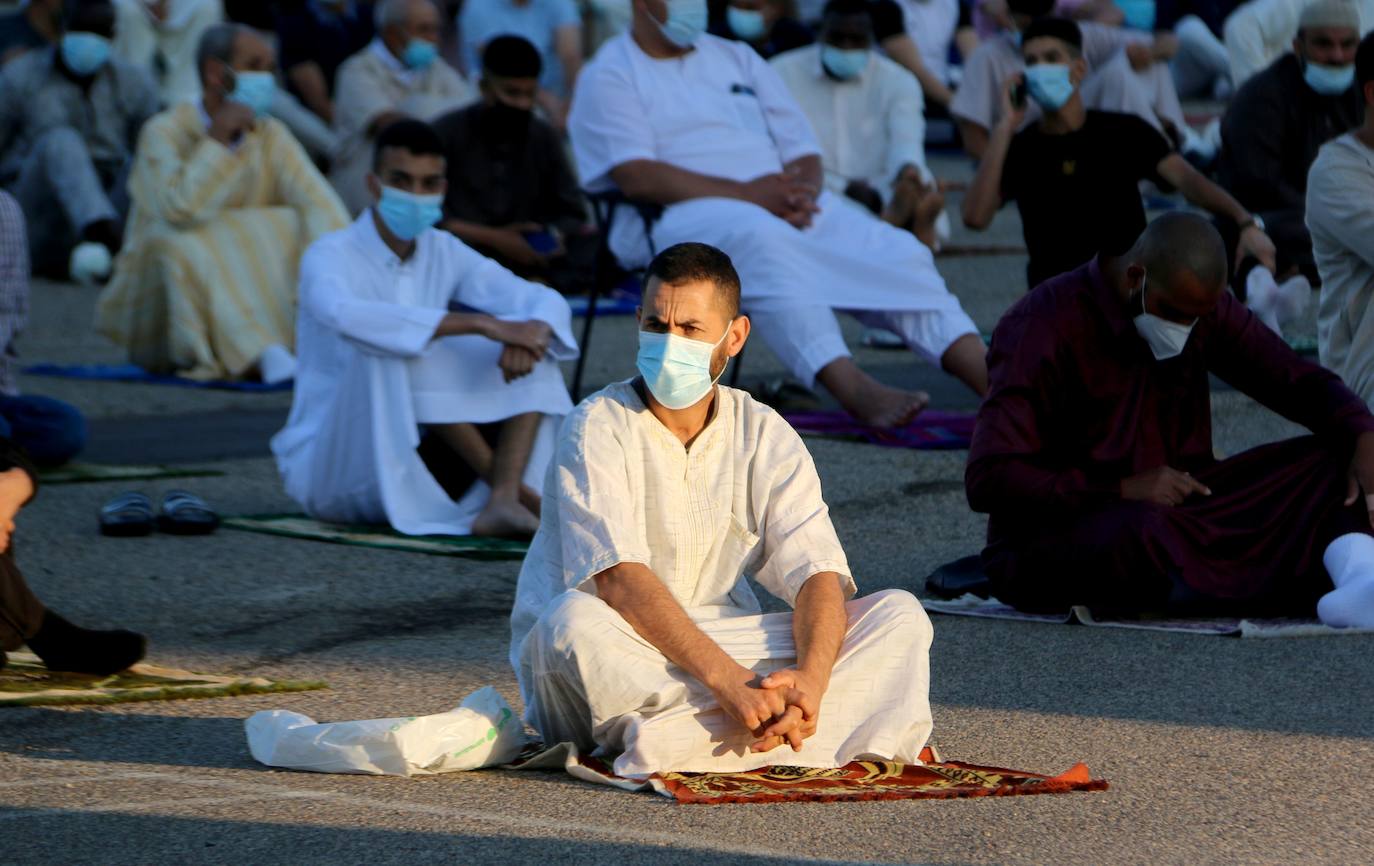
left=1002, top=110, right=1172, bottom=288
left=0, top=11, right=48, bottom=62
left=276, top=1, right=375, bottom=95
left=708, top=16, right=814, bottom=59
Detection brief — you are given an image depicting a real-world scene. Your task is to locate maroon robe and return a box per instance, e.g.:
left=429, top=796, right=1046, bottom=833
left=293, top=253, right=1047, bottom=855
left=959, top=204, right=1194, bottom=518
left=966, top=258, right=1374, bottom=614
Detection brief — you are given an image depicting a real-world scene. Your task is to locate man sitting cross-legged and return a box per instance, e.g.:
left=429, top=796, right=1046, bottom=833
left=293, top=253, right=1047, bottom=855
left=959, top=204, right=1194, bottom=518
left=966, top=213, right=1374, bottom=629
left=512, top=242, right=934, bottom=777
left=272, top=120, right=578, bottom=539
left=568, top=0, right=989, bottom=428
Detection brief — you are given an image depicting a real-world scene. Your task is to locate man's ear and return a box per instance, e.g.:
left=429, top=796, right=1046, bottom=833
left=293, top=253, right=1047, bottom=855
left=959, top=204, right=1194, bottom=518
left=1070, top=56, right=1088, bottom=85
left=728, top=315, right=751, bottom=357
left=1292, top=35, right=1305, bottom=60
left=1364, top=79, right=1374, bottom=106
left=366, top=172, right=382, bottom=201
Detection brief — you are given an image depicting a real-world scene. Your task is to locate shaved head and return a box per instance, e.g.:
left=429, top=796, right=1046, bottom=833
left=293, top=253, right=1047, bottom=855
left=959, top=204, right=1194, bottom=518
left=1125, top=213, right=1229, bottom=318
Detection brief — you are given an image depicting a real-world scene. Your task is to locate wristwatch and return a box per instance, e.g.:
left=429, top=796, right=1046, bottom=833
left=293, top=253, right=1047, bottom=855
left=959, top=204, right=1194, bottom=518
left=1238, top=214, right=1266, bottom=232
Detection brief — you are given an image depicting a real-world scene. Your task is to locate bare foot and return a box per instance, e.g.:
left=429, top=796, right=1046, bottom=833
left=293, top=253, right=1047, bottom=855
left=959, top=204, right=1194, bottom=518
left=472, top=498, right=540, bottom=539
left=842, top=381, right=930, bottom=429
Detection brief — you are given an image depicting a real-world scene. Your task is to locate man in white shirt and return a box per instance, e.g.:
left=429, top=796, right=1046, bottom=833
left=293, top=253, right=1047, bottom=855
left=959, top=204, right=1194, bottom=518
left=273, top=120, right=578, bottom=538
left=772, top=0, right=948, bottom=250
left=329, top=0, right=475, bottom=213
left=569, top=0, right=987, bottom=429
left=511, top=242, right=933, bottom=777
left=1225, top=0, right=1374, bottom=87
left=1308, top=32, right=1374, bottom=408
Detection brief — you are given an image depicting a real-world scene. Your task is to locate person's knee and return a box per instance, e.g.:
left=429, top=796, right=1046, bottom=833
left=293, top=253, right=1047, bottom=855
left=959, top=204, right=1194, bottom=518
left=32, top=126, right=88, bottom=162
left=537, top=589, right=618, bottom=655
left=865, top=588, right=934, bottom=651
left=2, top=396, right=87, bottom=466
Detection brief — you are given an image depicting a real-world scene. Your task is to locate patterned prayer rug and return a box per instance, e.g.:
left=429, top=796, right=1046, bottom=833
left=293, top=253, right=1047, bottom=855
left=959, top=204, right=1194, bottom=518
left=505, top=742, right=1108, bottom=804
left=0, top=652, right=327, bottom=707
left=782, top=410, right=976, bottom=450
left=923, top=593, right=1374, bottom=638
left=222, top=514, right=530, bottom=560
left=38, top=462, right=224, bottom=485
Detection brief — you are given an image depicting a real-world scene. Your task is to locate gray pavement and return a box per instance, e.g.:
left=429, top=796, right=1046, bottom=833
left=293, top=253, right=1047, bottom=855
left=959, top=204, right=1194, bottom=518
left=2, top=158, right=1370, bottom=866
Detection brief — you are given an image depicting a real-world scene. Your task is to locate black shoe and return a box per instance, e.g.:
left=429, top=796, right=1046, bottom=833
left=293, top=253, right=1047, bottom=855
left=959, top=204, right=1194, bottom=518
left=26, top=612, right=146, bottom=676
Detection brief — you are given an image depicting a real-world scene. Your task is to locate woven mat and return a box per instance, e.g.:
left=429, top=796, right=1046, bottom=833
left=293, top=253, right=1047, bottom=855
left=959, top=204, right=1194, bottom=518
left=506, top=742, right=1108, bottom=804
left=223, top=513, right=529, bottom=560
left=38, top=462, right=225, bottom=485
left=783, top=410, right=976, bottom=450
left=0, top=652, right=327, bottom=707
left=923, top=593, right=1374, bottom=638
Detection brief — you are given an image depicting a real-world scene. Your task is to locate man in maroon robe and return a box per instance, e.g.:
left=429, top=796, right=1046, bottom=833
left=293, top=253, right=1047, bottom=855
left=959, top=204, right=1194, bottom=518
left=966, top=213, right=1374, bottom=626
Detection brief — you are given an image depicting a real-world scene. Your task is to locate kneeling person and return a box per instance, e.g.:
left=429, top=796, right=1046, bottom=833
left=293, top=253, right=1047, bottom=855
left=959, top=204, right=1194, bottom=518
left=512, top=243, right=933, bottom=777
left=272, top=120, right=579, bottom=538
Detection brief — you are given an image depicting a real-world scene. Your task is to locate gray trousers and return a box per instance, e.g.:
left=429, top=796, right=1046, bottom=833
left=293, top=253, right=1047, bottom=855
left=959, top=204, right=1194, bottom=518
left=1171, top=15, right=1232, bottom=100
left=4, top=126, right=125, bottom=273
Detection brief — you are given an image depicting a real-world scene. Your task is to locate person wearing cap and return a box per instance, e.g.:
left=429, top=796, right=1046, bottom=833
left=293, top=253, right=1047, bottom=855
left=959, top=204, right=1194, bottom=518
left=329, top=0, right=475, bottom=214
left=0, top=0, right=158, bottom=285
left=771, top=0, right=949, bottom=250
left=1307, top=31, right=1374, bottom=410
left=568, top=0, right=990, bottom=430
left=1215, top=0, right=1364, bottom=317
left=1224, top=0, right=1374, bottom=87
left=962, top=17, right=1275, bottom=289
left=952, top=0, right=1200, bottom=161
left=431, top=35, right=593, bottom=290
left=95, top=24, right=349, bottom=383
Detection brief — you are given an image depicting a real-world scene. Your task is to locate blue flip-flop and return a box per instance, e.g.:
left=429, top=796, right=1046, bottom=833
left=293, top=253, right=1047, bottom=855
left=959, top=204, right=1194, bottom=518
left=156, top=490, right=220, bottom=536
left=99, top=491, right=154, bottom=537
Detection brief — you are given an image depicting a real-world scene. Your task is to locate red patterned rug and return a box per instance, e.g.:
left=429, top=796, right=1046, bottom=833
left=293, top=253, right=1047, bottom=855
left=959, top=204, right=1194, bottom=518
left=507, top=744, right=1108, bottom=804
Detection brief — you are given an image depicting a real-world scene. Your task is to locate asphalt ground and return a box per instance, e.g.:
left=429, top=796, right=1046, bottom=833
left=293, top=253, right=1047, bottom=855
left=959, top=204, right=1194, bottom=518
left=2, top=155, right=1370, bottom=866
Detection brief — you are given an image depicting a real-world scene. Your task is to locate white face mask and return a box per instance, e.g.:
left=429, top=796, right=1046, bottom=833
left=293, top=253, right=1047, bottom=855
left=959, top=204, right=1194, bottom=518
left=1132, top=272, right=1196, bottom=361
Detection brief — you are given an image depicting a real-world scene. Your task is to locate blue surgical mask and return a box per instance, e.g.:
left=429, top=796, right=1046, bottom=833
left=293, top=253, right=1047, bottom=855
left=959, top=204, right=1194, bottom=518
left=229, top=70, right=276, bottom=116
left=1133, top=273, right=1196, bottom=360
left=726, top=6, right=767, bottom=40
left=60, top=32, right=111, bottom=77
left=655, top=0, right=709, bottom=48
left=1303, top=60, right=1356, bottom=95
left=1024, top=63, right=1075, bottom=111
left=637, top=325, right=732, bottom=410
left=1115, top=0, right=1156, bottom=31
left=376, top=186, right=443, bottom=241
left=402, top=38, right=438, bottom=70
left=821, top=45, right=869, bottom=80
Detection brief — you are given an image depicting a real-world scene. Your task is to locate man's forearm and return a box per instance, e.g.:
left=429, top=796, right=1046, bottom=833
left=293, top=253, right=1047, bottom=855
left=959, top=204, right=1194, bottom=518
left=594, top=562, right=742, bottom=690
left=433, top=311, right=494, bottom=340
left=963, top=120, right=1014, bottom=229
left=1178, top=167, right=1249, bottom=225
left=610, top=159, right=745, bottom=206
left=791, top=573, right=847, bottom=687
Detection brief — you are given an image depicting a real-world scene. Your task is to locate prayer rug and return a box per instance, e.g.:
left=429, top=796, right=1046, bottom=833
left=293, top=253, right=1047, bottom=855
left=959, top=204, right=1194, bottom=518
left=504, top=742, right=1108, bottom=804
left=783, top=410, right=976, bottom=450
left=0, top=652, right=327, bottom=707
left=23, top=363, right=291, bottom=392
left=923, top=593, right=1374, bottom=638
left=38, top=462, right=225, bottom=485
left=222, top=513, right=529, bottom=560
left=567, top=294, right=640, bottom=317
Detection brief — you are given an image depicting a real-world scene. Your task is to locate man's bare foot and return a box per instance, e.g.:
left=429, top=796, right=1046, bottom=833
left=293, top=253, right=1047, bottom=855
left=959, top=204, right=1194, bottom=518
left=472, top=498, right=540, bottom=538
left=841, top=381, right=930, bottom=428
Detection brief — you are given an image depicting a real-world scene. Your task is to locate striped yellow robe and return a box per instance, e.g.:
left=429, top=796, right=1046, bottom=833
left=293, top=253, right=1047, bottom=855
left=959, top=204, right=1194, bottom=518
left=96, top=103, right=349, bottom=380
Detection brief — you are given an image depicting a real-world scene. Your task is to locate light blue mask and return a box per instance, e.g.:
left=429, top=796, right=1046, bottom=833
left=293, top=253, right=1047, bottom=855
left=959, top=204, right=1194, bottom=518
left=229, top=70, right=276, bottom=117
left=60, top=32, right=111, bottom=77
left=402, top=38, right=438, bottom=70
left=656, top=0, right=709, bottom=48
left=637, top=325, right=731, bottom=410
left=1303, top=60, right=1356, bottom=95
left=376, top=186, right=443, bottom=241
left=1115, top=0, right=1156, bottom=31
left=1025, top=63, right=1075, bottom=111
left=821, top=45, right=869, bottom=79
left=726, top=6, right=767, bottom=40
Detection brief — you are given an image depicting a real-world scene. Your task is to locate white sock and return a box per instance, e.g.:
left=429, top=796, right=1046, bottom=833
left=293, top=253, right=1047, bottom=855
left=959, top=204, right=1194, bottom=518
left=1245, top=268, right=1282, bottom=335
left=258, top=344, right=297, bottom=384
left=68, top=242, right=112, bottom=286
left=1273, top=275, right=1311, bottom=324
left=1317, top=533, right=1374, bottom=628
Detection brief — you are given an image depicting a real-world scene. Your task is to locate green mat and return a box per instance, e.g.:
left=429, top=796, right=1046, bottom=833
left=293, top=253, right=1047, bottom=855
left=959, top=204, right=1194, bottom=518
left=222, top=513, right=530, bottom=559
left=0, top=652, right=327, bottom=707
left=38, top=462, right=225, bottom=485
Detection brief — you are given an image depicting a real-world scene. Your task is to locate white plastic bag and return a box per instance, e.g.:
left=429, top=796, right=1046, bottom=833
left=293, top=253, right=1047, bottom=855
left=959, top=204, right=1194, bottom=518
left=245, top=686, right=526, bottom=777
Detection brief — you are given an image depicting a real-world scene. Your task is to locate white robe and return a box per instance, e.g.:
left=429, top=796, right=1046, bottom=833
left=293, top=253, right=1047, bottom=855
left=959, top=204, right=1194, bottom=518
left=568, top=33, right=977, bottom=385
left=512, top=381, right=934, bottom=777
left=271, top=213, right=578, bottom=536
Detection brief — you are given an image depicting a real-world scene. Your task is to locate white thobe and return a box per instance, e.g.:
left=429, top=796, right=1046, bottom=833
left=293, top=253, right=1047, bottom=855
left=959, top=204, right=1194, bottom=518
left=1308, top=132, right=1374, bottom=409
left=511, top=381, right=934, bottom=777
left=112, top=0, right=223, bottom=106
left=894, top=0, right=959, bottom=85
left=271, top=213, right=578, bottom=536
left=568, top=33, right=977, bottom=386
left=1224, top=0, right=1374, bottom=89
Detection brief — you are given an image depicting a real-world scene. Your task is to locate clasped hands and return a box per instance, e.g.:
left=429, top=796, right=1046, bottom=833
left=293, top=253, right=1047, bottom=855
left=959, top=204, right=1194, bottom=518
left=713, top=664, right=827, bottom=754
left=741, top=166, right=820, bottom=229
left=484, top=318, right=553, bottom=383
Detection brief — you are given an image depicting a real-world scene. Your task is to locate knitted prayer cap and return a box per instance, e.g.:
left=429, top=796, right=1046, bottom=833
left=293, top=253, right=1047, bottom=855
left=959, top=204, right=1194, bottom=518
left=1299, top=0, right=1362, bottom=32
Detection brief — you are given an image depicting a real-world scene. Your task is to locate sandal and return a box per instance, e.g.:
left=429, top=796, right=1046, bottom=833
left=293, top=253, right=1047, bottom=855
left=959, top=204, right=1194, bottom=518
left=99, top=491, right=154, bottom=537
left=156, top=490, right=220, bottom=536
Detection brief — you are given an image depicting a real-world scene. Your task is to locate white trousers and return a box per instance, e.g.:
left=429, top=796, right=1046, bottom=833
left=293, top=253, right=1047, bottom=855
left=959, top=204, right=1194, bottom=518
left=520, top=588, right=934, bottom=778
left=1083, top=50, right=1190, bottom=140
left=632, top=193, right=979, bottom=388
left=1170, top=15, right=1231, bottom=99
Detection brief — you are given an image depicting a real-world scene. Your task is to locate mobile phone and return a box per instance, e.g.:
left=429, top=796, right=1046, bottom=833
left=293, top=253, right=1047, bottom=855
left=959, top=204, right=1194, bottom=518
left=1011, top=81, right=1028, bottom=109
left=522, top=230, right=560, bottom=254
